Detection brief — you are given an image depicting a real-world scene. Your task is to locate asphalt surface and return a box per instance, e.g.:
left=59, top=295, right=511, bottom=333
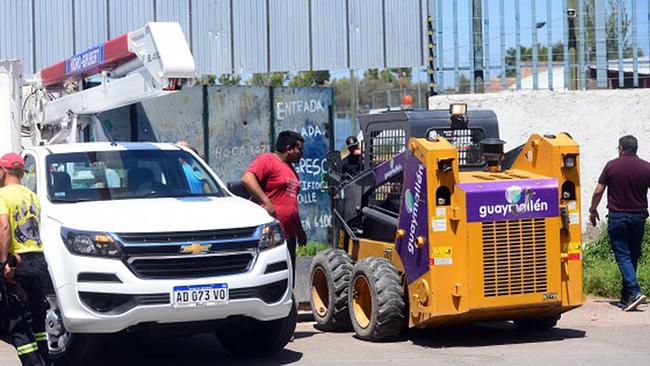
left=1, top=298, right=648, bottom=366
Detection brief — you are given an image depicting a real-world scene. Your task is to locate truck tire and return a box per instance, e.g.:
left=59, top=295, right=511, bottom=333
left=514, top=314, right=560, bottom=331
left=349, top=257, right=405, bottom=342
left=309, top=248, right=353, bottom=331
left=46, top=295, right=102, bottom=366
left=50, top=334, right=102, bottom=366
left=215, top=299, right=297, bottom=357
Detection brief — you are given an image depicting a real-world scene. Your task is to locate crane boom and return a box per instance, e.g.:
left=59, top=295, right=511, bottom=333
left=0, top=22, right=196, bottom=151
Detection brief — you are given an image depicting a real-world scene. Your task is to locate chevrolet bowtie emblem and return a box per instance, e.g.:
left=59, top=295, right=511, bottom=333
left=180, top=243, right=211, bottom=255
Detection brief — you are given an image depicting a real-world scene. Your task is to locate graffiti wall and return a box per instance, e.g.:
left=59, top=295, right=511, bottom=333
left=98, top=85, right=333, bottom=243
left=207, top=86, right=271, bottom=183
left=274, top=87, right=333, bottom=243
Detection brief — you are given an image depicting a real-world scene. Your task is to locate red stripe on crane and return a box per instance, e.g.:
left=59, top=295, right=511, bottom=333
left=40, top=32, right=135, bottom=88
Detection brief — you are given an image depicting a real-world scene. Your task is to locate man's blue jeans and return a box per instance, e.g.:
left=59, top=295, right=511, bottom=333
left=607, top=211, right=647, bottom=300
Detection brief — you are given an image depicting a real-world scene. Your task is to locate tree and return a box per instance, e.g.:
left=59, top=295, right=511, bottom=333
left=217, top=74, right=241, bottom=86
left=196, top=74, right=216, bottom=85
left=584, top=0, right=643, bottom=62
left=246, top=72, right=288, bottom=87
left=442, top=73, right=470, bottom=94
left=363, top=68, right=412, bottom=83
left=288, top=71, right=330, bottom=87
left=504, top=42, right=565, bottom=78
left=330, top=77, right=352, bottom=113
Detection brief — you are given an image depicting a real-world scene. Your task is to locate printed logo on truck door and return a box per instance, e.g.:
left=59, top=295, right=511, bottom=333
left=458, top=179, right=559, bottom=222
left=396, top=152, right=429, bottom=284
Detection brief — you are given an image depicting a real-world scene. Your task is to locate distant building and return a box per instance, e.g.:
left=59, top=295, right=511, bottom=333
left=487, top=57, right=650, bottom=92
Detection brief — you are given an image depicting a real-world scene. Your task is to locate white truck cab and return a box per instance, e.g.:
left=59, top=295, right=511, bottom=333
left=1, top=23, right=296, bottom=365
left=23, top=142, right=295, bottom=364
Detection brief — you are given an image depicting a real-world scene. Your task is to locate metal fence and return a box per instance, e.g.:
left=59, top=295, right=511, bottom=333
left=429, top=0, right=650, bottom=93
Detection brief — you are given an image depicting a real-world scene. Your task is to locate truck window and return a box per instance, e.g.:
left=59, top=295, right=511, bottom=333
left=45, top=150, right=225, bottom=202
left=23, top=154, right=37, bottom=193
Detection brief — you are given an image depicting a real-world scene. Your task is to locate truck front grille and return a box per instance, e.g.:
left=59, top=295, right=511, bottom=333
left=116, top=227, right=258, bottom=244
left=128, top=253, right=254, bottom=279
left=482, top=218, right=547, bottom=297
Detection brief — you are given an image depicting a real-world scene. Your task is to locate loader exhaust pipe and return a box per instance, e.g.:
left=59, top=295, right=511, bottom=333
left=480, top=138, right=506, bottom=172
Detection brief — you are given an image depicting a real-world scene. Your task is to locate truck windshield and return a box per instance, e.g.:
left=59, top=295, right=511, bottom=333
left=46, top=150, right=226, bottom=202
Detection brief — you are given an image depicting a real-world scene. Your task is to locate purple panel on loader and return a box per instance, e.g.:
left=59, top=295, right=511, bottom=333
left=457, top=178, right=559, bottom=222
left=395, top=152, right=429, bottom=284
left=373, top=151, right=406, bottom=186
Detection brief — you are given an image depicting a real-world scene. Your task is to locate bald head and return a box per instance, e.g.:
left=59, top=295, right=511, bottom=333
left=176, top=140, right=191, bottom=148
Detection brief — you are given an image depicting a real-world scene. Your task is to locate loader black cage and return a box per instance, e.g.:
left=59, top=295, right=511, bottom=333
left=359, top=109, right=499, bottom=170
left=328, top=109, right=502, bottom=246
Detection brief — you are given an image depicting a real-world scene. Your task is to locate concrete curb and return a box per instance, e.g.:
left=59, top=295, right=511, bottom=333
left=294, top=256, right=314, bottom=309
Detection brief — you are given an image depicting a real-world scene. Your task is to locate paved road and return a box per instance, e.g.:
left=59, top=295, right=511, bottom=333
left=2, top=298, right=648, bottom=365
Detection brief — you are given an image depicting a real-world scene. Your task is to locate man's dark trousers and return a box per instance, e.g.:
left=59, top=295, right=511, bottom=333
left=11, top=253, right=50, bottom=365
left=607, top=211, right=646, bottom=301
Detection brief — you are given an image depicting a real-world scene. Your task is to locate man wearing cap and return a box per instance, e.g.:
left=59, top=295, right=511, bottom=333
left=341, top=136, right=363, bottom=176
left=0, top=153, right=49, bottom=366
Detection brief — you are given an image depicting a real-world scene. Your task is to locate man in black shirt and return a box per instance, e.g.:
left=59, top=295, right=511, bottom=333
left=341, top=136, right=362, bottom=176
left=589, top=135, right=648, bottom=311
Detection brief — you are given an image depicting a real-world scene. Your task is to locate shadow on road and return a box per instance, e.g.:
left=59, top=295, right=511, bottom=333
left=408, top=321, right=586, bottom=348
left=592, top=299, right=623, bottom=309
left=95, top=332, right=304, bottom=366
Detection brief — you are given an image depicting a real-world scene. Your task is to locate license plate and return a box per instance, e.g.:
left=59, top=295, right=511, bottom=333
left=171, top=283, right=229, bottom=308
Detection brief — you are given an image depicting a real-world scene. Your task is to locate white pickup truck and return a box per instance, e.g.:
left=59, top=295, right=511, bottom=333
left=20, top=141, right=295, bottom=364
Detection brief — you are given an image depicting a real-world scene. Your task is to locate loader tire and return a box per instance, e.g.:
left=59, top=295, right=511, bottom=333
left=514, top=314, right=560, bottom=331
left=309, top=248, right=353, bottom=331
left=349, top=257, right=405, bottom=342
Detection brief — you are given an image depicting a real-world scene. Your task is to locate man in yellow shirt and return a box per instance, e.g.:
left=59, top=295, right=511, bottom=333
left=0, top=152, right=48, bottom=366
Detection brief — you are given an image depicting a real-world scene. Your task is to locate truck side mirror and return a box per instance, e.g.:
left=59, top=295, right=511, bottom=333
left=227, top=181, right=251, bottom=200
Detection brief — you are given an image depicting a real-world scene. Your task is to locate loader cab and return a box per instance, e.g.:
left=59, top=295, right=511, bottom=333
left=359, top=107, right=500, bottom=171
left=350, top=108, right=500, bottom=242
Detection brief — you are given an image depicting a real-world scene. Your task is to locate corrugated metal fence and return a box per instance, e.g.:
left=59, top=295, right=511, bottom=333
left=98, top=85, right=334, bottom=243
left=0, top=0, right=427, bottom=76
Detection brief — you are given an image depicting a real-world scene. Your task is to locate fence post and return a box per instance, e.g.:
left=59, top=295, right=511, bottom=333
left=202, top=85, right=210, bottom=164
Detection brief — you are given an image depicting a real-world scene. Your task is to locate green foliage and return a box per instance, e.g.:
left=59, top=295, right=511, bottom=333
left=196, top=74, right=217, bottom=85
left=582, top=0, right=643, bottom=62
left=296, top=242, right=331, bottom=257
left=288, top=71, right=330, bottom=87
left=583, top=223, right=650, bottom=298
left=217, top=74, right=242, bottom=86
left=247, top=72, right=288, bottom=87
left=502, top=42, right=565, bottom=78
left=331, top=67, right=423, bottom=112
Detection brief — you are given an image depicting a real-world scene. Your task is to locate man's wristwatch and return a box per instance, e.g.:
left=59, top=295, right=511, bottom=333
left=589, top=207, right=597, bottom=214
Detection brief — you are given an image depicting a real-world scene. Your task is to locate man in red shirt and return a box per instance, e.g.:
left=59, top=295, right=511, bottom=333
left=589, top=135, right=648, bottom=311
left=241, top=131, right=307, bottom=274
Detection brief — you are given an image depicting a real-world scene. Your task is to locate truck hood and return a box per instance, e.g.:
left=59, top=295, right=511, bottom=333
left=46, top=196, right=271, bottom=233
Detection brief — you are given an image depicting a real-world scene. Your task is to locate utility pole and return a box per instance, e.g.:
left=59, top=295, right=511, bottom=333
left=350, top=69, right=357, bottom=135
left=567, top=1, right=578, bottom=90
left=472, top=0, right=484, bottom=93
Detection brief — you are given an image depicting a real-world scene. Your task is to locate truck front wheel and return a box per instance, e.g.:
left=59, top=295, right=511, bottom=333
left=215, top=299, right=297, bottom=357
left=46, top=295, right=102, bottom=366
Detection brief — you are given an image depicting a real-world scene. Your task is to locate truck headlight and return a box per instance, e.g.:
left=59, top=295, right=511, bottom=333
left=61, top=228, right=122, bottom=258
left=258, top=221, right=285, bottom=251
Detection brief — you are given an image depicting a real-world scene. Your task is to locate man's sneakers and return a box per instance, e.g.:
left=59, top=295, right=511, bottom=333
left=623, top=293, right=647, bottom=311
